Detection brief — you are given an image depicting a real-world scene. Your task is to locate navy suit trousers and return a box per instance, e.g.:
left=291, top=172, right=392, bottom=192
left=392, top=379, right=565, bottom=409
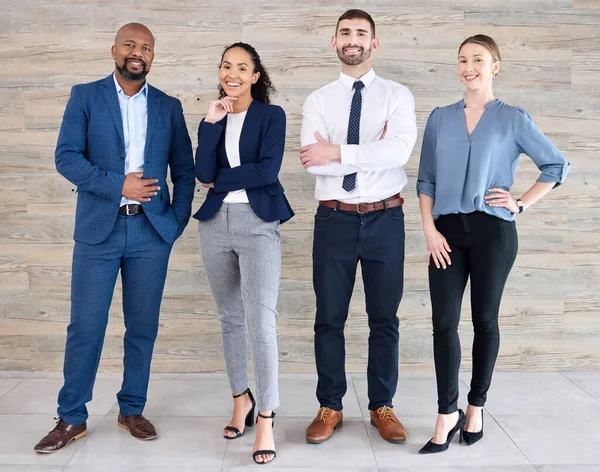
left=57, top=213, right=172, bottom=425
left=312, top=203, right=405, bottom=411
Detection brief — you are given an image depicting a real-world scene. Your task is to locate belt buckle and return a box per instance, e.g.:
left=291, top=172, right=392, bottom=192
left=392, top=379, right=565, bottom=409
left=126, top=204, right=133, bottom=216
left=356, top=203, right=367, bottom=214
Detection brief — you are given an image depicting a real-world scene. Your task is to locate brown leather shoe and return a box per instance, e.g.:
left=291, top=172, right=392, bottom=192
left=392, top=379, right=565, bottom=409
left=117, top=414, right=157, bottom=440
left=370, top=406, right=407, bottom=443
left=34, top=418, right=87, bottom=453
left=306, top=407, right=343, bottom=444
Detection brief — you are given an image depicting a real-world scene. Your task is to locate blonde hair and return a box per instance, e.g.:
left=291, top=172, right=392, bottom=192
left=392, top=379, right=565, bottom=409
left=459, top=34, right=501, bottom=63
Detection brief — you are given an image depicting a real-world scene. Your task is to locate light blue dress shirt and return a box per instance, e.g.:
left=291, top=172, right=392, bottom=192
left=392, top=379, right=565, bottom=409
left=113, top=73, right=148, bottom=206
left=417, top=98, right=570, bottom=221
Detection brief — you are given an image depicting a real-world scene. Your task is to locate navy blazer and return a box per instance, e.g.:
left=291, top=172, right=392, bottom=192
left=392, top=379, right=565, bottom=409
left=194, top=100, right=294, bottom=223
left=55, top=74, right=195, bottom=245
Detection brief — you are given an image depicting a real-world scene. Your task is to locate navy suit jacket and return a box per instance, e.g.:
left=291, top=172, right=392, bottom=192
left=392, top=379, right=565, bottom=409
left=55, top=74, right=195, bottom=245
left=194, top=100, right=294, bottom=223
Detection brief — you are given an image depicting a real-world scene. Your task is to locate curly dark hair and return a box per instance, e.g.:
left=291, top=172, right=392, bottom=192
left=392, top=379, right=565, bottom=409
left=218, top=42, right=276, bottom=105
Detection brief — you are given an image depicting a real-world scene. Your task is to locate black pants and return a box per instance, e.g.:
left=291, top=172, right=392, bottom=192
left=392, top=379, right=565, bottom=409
left=429, top=212, right=518, bottom=414
left=312, top=203, right=405, bottom=411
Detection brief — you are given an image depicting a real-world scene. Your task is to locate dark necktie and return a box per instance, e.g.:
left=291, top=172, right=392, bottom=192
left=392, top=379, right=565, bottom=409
left=342, top=80, right=364, bottom=192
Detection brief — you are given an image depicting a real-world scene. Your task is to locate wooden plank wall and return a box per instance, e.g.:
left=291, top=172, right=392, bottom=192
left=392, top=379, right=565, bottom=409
left=1, top=0, right=598, bottom=373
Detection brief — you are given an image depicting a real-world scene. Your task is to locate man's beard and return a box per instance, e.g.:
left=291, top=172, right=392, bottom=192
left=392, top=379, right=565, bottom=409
left=337, top=45, right=371, bottom=66
left=116, top=58, right=148, bottom=81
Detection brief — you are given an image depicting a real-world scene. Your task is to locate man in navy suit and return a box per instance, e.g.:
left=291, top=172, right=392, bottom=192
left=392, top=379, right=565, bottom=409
left=34, top=23, right=194, bottom=453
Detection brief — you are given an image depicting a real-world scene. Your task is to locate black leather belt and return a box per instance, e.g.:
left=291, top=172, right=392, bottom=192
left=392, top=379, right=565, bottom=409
left=118, top=204, right=144, bottom=216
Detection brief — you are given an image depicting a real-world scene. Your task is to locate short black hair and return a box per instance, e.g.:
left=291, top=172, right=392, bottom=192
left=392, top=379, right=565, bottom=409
left=335, top=9, right=375, bottom=37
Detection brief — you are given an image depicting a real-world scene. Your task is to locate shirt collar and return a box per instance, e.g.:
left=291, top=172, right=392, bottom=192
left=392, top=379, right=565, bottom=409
left=339, top=68, right=376, bottom=90
left=112, top=72, right=148, bottom=98
left=459, top=97, right=500, bottom=110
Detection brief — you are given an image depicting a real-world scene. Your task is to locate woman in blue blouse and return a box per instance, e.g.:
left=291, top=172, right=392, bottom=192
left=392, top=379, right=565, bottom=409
left=417, top=35, right=569, bottom=454
left=195, top=42, right=293, bottom=464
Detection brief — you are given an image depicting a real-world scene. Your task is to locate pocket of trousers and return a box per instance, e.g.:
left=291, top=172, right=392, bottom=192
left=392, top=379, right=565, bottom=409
left=387, top=205, right=405, bottom=220
left=314, top=205, right=336, bottom=221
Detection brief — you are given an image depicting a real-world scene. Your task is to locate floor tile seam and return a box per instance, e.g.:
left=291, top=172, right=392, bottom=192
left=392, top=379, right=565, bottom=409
left=64, top=400, right=118, bottom=468
left=486, top=410, right=538, bottom=469
left=560, top=371, right=600, bottom=404
left=351, top=375, right=381, bottom=471
left=220, top=433, right=228, bottom=472
left=0, top=378, right=25, bottom=399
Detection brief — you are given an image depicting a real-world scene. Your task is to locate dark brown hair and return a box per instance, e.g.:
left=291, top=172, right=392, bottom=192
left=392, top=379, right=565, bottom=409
left=218, top=42, right=276, bottom=105
left=336, top=9, right=375, bottom=37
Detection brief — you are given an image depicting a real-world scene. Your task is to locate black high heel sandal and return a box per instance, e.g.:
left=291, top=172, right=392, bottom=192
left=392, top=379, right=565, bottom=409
left=418, top=409, right=466, bottom=454
left=461, top=407, right=484, bottom=445
left=223, top=388, right=256, bottom=440
left=253, top=411, right=276, bottom=465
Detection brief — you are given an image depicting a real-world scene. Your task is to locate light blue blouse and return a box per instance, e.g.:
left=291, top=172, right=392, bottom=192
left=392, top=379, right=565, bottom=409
left=416, top=98, right=570, bottom=221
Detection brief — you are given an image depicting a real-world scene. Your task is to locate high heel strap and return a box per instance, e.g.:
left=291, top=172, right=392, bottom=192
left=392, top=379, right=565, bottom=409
left=232, top=387, right=251, bottom=399
left=253, top=449, right=277, bottom=464
left=257, top=411, right=276, bottom=420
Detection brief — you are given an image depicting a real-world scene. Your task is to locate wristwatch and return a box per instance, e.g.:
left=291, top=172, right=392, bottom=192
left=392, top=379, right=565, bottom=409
left=516, top=199, right=524, bottom=214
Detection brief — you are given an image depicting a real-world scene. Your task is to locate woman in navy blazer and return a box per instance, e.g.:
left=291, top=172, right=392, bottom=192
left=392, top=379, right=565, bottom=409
left=194, top=42, right=293, bottom=465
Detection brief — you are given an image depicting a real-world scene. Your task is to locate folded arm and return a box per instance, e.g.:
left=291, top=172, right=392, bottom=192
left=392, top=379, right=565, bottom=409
left=341, top=89, right=417, bottom=170
left=213, top=106, right=287, bottom=193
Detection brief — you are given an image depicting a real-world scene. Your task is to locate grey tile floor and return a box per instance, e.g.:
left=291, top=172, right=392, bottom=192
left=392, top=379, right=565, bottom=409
left=0, top=372, right=599, bottom=471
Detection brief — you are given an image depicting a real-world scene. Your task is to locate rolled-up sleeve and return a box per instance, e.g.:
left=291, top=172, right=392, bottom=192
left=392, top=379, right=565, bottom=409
left=416, top=107, right=439, bottom=199
left=513, top=108, right=570, bottom=187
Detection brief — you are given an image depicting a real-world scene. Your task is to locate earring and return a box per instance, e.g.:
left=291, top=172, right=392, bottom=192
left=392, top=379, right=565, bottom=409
left=492, top=73, right=497, bottom=79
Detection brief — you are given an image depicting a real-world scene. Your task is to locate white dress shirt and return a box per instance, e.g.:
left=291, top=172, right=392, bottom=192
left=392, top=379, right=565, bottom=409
left=223, top=111, right=250, bottom=203
left=113, top=73, right=148, bottom=206
left=301, top=69, right=417, bottom=203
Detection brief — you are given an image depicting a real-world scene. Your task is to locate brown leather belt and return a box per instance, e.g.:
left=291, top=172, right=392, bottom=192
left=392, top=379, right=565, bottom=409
left=319, top=193, right=404, bottom=214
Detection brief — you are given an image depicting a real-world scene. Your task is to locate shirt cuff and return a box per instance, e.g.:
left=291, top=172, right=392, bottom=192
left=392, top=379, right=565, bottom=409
left=340, top=144, right=358, bottom=167
left=416, top=181, right=436, bottom=200
left=537, top=161, right=570, bottom=188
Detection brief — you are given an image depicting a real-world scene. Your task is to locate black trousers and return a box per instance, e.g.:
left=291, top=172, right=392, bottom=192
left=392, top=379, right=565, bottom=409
left=312, top=203, right=405, bottom=411
left=429, top=212, right=518, bottom=414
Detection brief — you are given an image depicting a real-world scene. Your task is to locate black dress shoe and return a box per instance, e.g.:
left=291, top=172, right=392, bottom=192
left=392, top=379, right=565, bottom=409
left=34, top=417, right=87, bottom=453
left=461, top=407, right=484, bottom=445
left=418, top=409, right=466, bottom=454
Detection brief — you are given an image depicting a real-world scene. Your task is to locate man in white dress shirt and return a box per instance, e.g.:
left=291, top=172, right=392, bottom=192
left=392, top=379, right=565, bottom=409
left=301, top=9, right=417, bottom=444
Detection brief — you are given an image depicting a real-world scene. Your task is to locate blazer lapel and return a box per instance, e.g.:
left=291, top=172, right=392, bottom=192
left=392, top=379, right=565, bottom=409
left=239, top=100, right=257, bottom=165
left=144, top=85, right=161, bottom=158
left=217, top=115, right=230, bottom=169
left=100, top=75, right=125, bottom=150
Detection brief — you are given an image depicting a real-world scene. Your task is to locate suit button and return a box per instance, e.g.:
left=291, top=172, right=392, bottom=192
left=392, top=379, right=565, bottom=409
left=120, top=154, right=126, bottom=160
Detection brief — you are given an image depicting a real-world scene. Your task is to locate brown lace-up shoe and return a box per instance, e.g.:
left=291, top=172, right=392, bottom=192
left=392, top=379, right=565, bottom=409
left=34, top=418, right=87, bottom=453
left=117, top=414, right=157, bottom=440
left=305, top=407, right=343, bottom=444
left=370, top=406, right=407, bottom=443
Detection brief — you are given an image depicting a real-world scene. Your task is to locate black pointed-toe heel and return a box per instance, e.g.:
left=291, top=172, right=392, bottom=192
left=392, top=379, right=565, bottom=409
left=418, top=409, right=466, bottom=454
left=253, top=411, right=276, bottom=465
left=223, top=388, right=256, bottom=440
left=461, top=408, right=484, bottom=445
